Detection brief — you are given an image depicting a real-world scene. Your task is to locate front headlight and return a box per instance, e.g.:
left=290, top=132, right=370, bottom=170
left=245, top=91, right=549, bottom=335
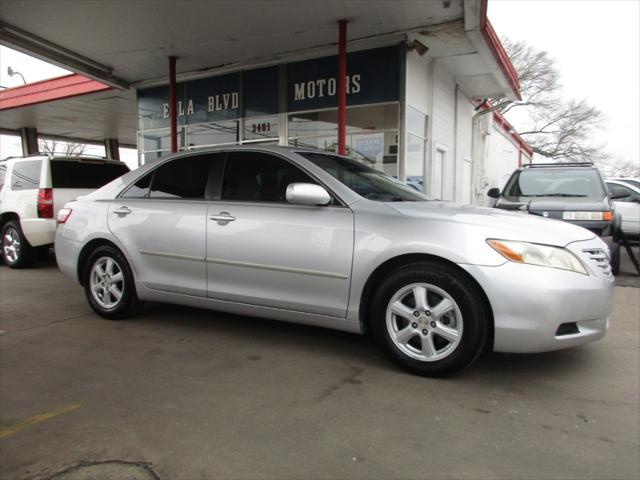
left=487, top=239, right=588, bottom=275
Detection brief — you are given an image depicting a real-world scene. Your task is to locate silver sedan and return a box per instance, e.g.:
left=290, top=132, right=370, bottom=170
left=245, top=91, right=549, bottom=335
left=55, top=146, right=614, bottom=376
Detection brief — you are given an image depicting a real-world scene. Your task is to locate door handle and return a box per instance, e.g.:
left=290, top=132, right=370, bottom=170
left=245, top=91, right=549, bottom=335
left=113, top=206, right=132, bottom=216
left=210, top=212, right=236, bottom=224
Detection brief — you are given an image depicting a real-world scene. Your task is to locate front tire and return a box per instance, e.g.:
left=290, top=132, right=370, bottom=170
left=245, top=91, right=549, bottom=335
left=610, top=241, right=621, bottom=276
left=369, top=261, right=490, bottom=377
left=83, top=245, right=140, bottom=319
left=1, top=220, right=35, bottom=269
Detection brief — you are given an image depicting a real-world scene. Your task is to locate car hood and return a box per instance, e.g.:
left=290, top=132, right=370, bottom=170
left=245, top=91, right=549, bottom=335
left=386, top=201, right=595, bottom=246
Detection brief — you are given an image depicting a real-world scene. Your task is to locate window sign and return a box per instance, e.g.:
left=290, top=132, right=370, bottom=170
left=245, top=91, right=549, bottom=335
left=244, top=66, right=279, bottom=118
left=286, top=45, right=400, bottom=112
left=137, top=45, right=400, bottom=132
left=138, top=73, right=240, bottom=130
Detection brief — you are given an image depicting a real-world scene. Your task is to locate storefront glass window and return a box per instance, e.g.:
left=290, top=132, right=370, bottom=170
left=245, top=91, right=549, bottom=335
left=288, top=103, right=399, bottom=176
left=405, top=106, right=428, bottom=189
left=243, top=115, right=280, bottom=141
left=186, top=121, right=239, bottom=148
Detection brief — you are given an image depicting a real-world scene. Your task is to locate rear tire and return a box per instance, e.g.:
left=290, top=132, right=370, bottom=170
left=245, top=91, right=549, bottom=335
left=1, top=220, right=35, bottom=269
left=369, top=261, right=489, bottom=377
left=83, top=245, right=141, bottom=320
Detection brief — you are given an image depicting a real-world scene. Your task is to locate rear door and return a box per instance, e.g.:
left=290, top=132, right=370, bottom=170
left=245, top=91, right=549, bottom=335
left=108, top=153, right=222, bottom=297
left=49, top=159, right=130, bottom=213
left=206, top=151, right=354, bottom=317
left=608, top=182, right=640, bottom=235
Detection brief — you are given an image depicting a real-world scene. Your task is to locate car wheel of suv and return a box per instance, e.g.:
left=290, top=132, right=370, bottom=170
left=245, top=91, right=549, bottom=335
left=1, top=220, right=35, bottom=269
left=610, top=241, right=621, bottom=276
left=369, top=261, right=489, bottom=377
left=83, top=245, right=140, bottom=319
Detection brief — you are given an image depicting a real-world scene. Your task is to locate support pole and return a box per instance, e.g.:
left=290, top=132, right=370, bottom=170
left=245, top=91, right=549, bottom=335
left=337, top=20, right=347, bottom=156
left=19, top=127, right=39, bottom=155
left=104, top=138, right=120, bottom=160
left=169, top=56, right=178, bottom=153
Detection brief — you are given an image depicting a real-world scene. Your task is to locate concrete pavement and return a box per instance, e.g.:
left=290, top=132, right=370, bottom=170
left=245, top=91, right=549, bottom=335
left=0, top=258, right=638, bottom=480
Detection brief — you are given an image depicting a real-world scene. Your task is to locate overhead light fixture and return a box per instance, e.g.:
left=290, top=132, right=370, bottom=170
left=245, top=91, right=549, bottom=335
left=408, top=39, right=429, bottom=57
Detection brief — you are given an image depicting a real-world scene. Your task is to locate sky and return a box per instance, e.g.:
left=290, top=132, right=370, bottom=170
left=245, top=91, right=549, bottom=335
left=0, top=0, right=638, bottom=170
left=488, top=0, right=640, bottom=167
left=0, top=47, right=138, bottom=168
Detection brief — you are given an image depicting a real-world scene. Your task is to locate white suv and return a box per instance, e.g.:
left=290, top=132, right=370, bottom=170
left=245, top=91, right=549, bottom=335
left=0, top=155, right=129, bottom=268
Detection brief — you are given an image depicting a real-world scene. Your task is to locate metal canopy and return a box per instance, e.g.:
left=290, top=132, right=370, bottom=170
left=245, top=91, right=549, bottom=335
left=0, top=0, right=467, bottom=86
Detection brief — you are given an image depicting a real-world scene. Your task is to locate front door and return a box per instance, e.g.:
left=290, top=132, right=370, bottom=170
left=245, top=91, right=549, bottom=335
left=206, top=151, right=354, bottom=317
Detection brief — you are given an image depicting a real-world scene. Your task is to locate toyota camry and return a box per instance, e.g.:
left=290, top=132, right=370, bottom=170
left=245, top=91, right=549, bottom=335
left=55, top=146, right=614, bottom=376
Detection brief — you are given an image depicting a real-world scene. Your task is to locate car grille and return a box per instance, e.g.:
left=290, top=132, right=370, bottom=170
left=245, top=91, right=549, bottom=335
left=582, top=248, right=612, bottom=277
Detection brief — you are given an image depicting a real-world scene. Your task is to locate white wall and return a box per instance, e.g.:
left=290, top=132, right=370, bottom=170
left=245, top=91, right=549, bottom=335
left=479, top=121, right=524, bottom=205
left=431, top=62, right=456, bottom=200
left=455, top=91, right=475, bottom=204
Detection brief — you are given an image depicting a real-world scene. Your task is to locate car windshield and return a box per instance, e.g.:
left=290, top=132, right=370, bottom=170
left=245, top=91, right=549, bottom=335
left=299, top=152, right=428, bottom=202
left=503, top=168, right=606, bottom=199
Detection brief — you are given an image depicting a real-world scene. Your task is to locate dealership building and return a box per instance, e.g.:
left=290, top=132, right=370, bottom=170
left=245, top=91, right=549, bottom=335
left=0, top=0, right=531, bottom=203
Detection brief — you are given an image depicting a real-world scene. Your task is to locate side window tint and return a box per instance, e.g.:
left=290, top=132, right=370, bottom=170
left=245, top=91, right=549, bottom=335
left=11, top=160, right=42, bottom=190
left=122, top=172, right=153, bottom=198
left=608, top=183, right=633, bottom=202
left=149, top=155, right=213, bottom=199
left=0, top=165, right=6, bottom=190
left=222, top=152, right=317, bottom=202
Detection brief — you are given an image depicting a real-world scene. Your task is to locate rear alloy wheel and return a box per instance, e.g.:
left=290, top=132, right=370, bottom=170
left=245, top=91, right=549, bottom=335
left=1, top=220, right=35, bottom=269
left=370, top=261, right=489, bottom=377
left=83, top=245, right=140, bottom=319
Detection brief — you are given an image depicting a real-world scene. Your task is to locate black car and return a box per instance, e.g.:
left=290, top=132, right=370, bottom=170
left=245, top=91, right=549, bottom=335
left=487, top=162, right=627, bottom=274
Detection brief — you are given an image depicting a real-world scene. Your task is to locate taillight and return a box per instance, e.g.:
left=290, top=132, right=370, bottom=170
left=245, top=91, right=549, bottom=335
left=57, top=208, right=72, bottom=224
left=37, top=188, right=54, bottom=218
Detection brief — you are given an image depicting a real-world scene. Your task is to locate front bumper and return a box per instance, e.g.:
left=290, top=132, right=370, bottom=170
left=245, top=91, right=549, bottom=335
left=460, top=239, right=614, bottom=353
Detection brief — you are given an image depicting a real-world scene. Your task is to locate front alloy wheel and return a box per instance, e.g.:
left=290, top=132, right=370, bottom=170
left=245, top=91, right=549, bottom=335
left=386, top=283, right=463, bottom=362
left=370, top=261, right=489, bottom=376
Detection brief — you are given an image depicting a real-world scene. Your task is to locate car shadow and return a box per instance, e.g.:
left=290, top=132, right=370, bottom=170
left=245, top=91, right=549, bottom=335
left=130, top=300, right=601, bottom=382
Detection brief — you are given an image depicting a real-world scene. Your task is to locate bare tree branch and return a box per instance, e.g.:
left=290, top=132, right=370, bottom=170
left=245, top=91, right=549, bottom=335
left=39, top=140, right=87, bottom=156
left=491, top=38, right=606, bottom=163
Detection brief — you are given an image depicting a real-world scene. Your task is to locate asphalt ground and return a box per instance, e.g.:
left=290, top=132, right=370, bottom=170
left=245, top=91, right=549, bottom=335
left=1, top=247, right=638, bottom=480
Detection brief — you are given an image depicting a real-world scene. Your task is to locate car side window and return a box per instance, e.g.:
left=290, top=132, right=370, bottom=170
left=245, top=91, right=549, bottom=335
left=0, top=165, right=6, bottom=190
left=122, top=171, right=154, bottom=198
left=148, top=154, right=219, bottom=200
left=221, top=152, right=317, bottom=203
left=608, top=183, right=636, bottom=202
left=11, top=160, right=42, bottom=191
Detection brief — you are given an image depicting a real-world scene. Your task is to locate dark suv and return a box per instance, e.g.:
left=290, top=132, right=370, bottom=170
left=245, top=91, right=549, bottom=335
left=488, top=163, right=627, bottom=274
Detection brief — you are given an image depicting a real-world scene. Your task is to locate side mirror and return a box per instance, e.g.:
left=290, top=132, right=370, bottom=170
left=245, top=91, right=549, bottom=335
left=610, top=186, right=629, bottom=200
left=487, top=187, right=501, bottom=199
left=286, top=183, right=331, bottom=206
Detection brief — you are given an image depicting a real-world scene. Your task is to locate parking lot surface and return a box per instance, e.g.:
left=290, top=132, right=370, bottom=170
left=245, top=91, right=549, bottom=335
left=1, top=249, right=639, bottom=480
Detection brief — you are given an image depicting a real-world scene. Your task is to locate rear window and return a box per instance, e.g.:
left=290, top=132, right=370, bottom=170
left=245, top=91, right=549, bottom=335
left=51, top=161, right=129, bottom=189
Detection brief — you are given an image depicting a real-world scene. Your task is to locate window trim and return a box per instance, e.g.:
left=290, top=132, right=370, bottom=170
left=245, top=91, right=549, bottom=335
left=118, top=148, right=348, bottom=208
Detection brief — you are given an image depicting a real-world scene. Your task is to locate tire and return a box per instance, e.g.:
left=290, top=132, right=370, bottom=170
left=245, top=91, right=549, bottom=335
left=83, top=245, right=141, bottom=320
left=610, top=241, right=621, bottom=276
left=369, top=261, right=490, bottom=377
left=1, top=220, right=35, bottom=269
